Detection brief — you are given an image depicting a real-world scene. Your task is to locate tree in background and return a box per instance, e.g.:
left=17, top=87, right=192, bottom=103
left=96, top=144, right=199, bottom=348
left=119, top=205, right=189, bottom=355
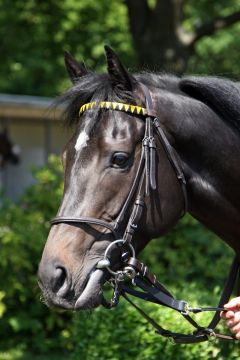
left=0, top=0, right=134, bottom=95
left=126, top=0, right=240, bottom=73
left=0, top=0, right=240, bottom=96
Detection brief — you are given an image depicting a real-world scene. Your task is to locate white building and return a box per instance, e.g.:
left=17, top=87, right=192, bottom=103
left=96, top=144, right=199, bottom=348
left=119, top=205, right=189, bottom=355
left=0, top=94, right=69, bottom=200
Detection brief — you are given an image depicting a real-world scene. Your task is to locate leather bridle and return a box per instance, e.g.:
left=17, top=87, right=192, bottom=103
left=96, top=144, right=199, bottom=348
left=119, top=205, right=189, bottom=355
left=51, top=85, right=187, bottom=242
left=51, top=84, right=239, bottom=344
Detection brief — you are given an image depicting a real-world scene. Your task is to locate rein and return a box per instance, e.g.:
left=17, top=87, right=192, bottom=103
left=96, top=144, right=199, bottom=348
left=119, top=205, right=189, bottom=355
left=51, top=84, right=239, bottom=344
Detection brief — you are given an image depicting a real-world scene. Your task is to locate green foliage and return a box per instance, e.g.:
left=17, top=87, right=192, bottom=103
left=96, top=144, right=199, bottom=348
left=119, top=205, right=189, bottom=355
left=71, top=290, right=239, bottom=360
left=1, top=0, right=240, bottom=97
left=188, top=23, right=240, bottom=78
left=184, top=0, right=240, bottom=25
left=140, top=215, right=234, bottom=290
left=0, top=0, right=134, bottom=96
left=0, top=155, right=73, bottom=353
left=184, top=0, right=240, bottom=77
left=0, top=348, right=71, bottom=360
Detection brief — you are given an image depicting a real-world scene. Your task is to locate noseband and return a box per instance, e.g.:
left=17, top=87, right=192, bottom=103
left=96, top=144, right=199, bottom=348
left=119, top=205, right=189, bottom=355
left=50, top=85, right=239, bottom=344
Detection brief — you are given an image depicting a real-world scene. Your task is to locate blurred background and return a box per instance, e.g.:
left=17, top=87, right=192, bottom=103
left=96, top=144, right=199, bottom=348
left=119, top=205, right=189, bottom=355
left=0, top=1, right=239, bottom=359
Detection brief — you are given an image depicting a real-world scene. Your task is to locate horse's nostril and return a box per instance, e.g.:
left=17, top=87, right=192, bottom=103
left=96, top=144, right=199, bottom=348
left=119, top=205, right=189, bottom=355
left=38, top=261, right=71, bottom=298
left=52, top=266, right=70, bottom=297
left=53, top=267, right=66, bottom=291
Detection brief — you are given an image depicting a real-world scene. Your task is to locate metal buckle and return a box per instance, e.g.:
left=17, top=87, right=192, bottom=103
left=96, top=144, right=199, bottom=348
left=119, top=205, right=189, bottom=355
left=193, top=327, right=217, bottom=343
left=180, top=301, right=190, bottom=316
left=130, top=223, right=138, bottom=230
left=204, top=328, right=217, bottom=342
left=142, top=136, right=149, bottom=146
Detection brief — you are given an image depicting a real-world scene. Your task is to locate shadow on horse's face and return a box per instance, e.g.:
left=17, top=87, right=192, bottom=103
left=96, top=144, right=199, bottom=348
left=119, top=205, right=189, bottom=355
left=38, top=48, right=184, bottom=310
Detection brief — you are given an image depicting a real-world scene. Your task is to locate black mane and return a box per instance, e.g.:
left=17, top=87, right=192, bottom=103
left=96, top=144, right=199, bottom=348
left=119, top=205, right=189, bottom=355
left=58, top=73, right=137, bottom=128
left=59, top=71, right=240, bottom=134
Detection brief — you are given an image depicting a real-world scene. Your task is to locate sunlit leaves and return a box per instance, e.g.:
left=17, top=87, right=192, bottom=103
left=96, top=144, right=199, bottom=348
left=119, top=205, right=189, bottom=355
left=0, top=155, right=72, bottom=352
left=0, top=0, right=240, bottom=95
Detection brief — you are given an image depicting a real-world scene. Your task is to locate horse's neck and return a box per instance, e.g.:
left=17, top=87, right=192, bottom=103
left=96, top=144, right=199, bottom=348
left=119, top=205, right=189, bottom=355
left=156, top=92, right=240, bottom=253
left=183, top=116, right=240, bottom=252
left=187, top=168, right=240, bottom=252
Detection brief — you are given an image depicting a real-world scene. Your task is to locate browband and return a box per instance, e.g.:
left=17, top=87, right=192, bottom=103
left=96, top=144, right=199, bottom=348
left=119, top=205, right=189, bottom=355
left=79, top=101, right=147, bottom=116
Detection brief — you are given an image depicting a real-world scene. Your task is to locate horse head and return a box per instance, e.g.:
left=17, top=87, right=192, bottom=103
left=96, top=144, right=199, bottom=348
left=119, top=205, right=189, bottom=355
left=38, top=47, right=185, bottom=310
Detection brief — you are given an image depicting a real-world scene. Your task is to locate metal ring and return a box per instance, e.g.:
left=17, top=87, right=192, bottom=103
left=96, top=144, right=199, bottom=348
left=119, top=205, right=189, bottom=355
left=103, top=239, right=135, bottom=275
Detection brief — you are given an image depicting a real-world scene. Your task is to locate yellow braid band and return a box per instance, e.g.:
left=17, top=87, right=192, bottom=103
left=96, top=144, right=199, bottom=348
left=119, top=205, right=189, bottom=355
left=79, top=101, right=147, bottom=116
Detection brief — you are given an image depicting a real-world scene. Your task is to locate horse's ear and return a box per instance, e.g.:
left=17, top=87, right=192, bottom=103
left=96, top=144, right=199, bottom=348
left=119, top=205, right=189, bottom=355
left=104, top=45, right=136, bottom=90
left=64, top=51, right=88, bottom=83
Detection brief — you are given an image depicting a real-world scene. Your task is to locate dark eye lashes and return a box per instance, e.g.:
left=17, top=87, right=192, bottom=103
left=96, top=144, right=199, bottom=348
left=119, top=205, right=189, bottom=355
left=111, top=152, right=130, bottom=168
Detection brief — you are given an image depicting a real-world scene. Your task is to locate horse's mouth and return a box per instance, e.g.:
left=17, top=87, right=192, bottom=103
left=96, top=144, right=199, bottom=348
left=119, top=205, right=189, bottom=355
left=38, top=247, right=122, bottom=311
left=74, top=268, right=107, bottom=310
left=38, top=266, right=108, bottom=311
left=74, top=246, right=122, bottom=310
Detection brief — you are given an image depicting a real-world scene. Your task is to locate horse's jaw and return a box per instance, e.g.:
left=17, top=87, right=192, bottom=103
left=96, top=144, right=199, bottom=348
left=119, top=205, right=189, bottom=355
left=75, top=269, right=106, bottom=310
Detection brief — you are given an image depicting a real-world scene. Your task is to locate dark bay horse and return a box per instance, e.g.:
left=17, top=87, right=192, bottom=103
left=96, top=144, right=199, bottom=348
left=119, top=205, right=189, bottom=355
left=38, top=47, right=240, bottom=317
left=0, top=129, right=20, bottom=168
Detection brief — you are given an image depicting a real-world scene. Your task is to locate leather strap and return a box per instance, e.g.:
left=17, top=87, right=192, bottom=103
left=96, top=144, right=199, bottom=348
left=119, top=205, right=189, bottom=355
left=153, top=118, right=188, bottom=215
left=122, top=293, right=210, bottom=344
left=149, top=136, right=157, bottom=190
left=121, top=256, right=240, bottom=343
left=50, top=216, right=118, bottom=237
left=114, top=150, right=145, bottom=230
left=207, top=255, right=240, bottom=330
left=123, top=292, right=236, bottom=344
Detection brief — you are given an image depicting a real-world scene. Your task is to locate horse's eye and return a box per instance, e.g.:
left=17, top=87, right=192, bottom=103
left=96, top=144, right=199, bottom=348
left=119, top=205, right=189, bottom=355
left=111, top=152, right=130, bottom=168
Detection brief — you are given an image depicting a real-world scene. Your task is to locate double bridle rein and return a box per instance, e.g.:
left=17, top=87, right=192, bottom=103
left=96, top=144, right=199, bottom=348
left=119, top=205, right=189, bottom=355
left=51, top=85, right=239, bottom=344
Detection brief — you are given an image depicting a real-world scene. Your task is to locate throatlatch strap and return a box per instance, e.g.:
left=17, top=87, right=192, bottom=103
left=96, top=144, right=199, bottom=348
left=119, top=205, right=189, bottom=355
left=153, top=118, right=188, bottom=215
